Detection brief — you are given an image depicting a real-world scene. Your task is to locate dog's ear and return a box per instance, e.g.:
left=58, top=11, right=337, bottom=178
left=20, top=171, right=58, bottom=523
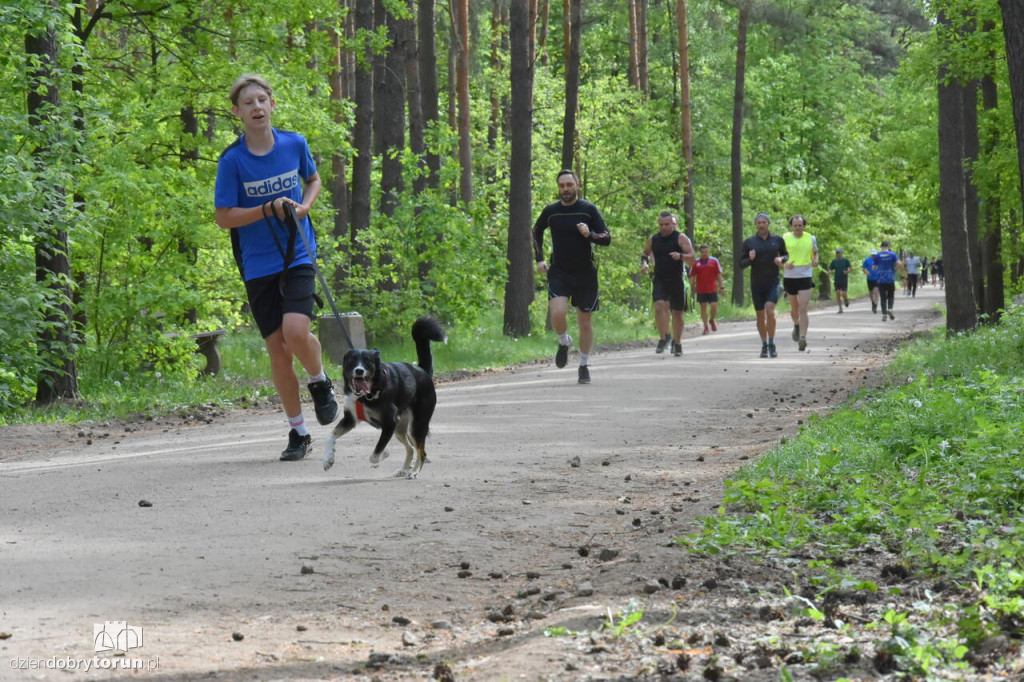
left=370, top=349, right=382, bottom=371
left=343, top=349, right=355, bottom=365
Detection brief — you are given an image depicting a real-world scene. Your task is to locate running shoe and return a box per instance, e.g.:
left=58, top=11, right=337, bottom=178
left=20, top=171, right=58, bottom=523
left=792, top=325, right=800, bottom=342
left=280, top=429, right=311, bottom=461
left=308, top=376, right=339, bottom=425
left=555, top=337, right=572, bottom=368
left=889, top=311, right=895, bottom=320
left=798, top=337, right=807, bottom=352
left=844, top=297, right=849, bottom=307
left=710, top=320, right=717, bottom=332
left=702, top=326, right=710, bottom=335
left=768, top=342, right=778, bottom=358
left=872, top=303, right=878, bottom=314
left=672, top=342, right=682, bottom=357
left=760, top=343, right=769, bottom=358
left=837, top=308, right=843, bottom=314
left=577, top=365, right=590, bottom=384
left=655, top=334, right=670, bottom=353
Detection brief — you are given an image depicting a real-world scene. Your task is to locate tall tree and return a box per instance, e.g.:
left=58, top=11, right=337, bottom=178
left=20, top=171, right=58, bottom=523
left=729, top=4, right=750, bottom=307
left=26, top=1, right=79, bottom=403
left=937, top=8, right=979, bottom=334
left=628, top=0, right=640, bottom=89
left=328, top=16, right=352, bottom=274
left=636, top=0, right=649, bottom=96
left=379, top=6, right=406, bottom=217
left=504, top=0, right=534, bottom=337
left=419, top=0, right=442, bottom=186
left=981, top=39, right=1004, bottom=321
left=676, top=0, right=695, bottom=240
left=561, top=0, right=582, bottom=171
left=1000, top=0, right=1024, bottom=208
left=454, top=0, right=473, bottom=203
left=350, top=0, right=375, bottom=250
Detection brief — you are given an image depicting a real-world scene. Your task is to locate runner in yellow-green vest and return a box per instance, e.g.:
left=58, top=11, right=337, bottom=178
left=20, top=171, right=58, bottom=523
left=782, top=215, right=818, bottom=352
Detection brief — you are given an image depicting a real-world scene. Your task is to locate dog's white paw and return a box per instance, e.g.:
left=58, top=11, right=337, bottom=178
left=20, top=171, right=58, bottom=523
left=323, top=439, right=335, bottom=471
left=369, top=448, right=390, bottom=467
left=406, top=470, right=419, bottom=480
left=392, top=467, right=410, bottom=478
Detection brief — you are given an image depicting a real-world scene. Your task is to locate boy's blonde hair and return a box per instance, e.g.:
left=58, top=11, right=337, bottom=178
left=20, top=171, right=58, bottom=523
left=229, top=74, right=272, bottom=106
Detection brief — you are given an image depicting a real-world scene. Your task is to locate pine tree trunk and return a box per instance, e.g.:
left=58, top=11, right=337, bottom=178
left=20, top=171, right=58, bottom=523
left=561, top=0, right=581, bottom=172
left=730, top=6, right=749, bottom=308
left=628, top=0, right=639, bottom=89
left=418, top=0, right=441, bottom=187
left=350, top=0, right=375, bottom=252
left=27, top=5, right=80, bottom=404
left=677, top=0, right=695, bottom=240
left=329, top=21, right=351, bottom=274
left=981, top=69, right=1004, bottom=321
left=379, top=7, right=406, bottom=217
left=637, top=0, right=649, bottom=96
left=937, top=9, right=978, bottom=334
left=999, top=0, right=1024, bottom=208
left=455, top=0, right=473, bottom=203
left=504, top=0, right=535, bottom=337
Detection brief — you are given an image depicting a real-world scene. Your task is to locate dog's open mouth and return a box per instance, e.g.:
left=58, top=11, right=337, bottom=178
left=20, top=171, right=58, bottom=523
left=352, top=377, right=373, bottom=396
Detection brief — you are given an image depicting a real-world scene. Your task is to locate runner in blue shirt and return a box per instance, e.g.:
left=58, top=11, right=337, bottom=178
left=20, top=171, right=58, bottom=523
left=872, top=241, right=903, bottom=321
left=861, top=250, right=880, bottom=314
left=215, top=75, right=338, bottom=462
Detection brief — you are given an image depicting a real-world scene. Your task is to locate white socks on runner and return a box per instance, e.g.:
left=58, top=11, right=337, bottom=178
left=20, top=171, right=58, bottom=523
left=288, top=413, right=309, bottom=437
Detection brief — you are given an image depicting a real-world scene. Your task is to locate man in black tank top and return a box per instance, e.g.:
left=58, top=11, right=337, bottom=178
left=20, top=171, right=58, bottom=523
left=533, top=170, right=612, bottom=384
left=641, top=212, right=695, bottom=356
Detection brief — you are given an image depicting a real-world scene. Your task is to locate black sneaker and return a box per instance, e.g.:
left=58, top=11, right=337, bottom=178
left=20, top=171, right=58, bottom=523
left=308, top=376, right=339, bottom=425
left=280, top=429, right=311, bottom=461
left=798, top=337, right=807, bottom=352
left=577, top=365, right=590, bottom=384
left=872, top=302, right=878, bottom=314
left=655, top=334, right=670, bottom=354
left=791, top=325, right=800, bottom=342
left=672, top=342, right=682, bottom=357
left=768, top=342, right=778, bottom=358
left=760, top=343, right=769, bottom=358
left=555, top=337, right=571, bottom=368
left=888, top=311, right=895, bottom=320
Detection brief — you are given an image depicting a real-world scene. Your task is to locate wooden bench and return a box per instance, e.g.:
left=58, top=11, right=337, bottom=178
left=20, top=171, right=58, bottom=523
left=166, top=329, right=227, bottom=376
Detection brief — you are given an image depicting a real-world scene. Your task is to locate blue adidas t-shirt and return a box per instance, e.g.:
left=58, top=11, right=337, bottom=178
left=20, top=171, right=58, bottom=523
left=873, top=250, right=899, bottom=284
left=215, top=128, right=317, bottom=281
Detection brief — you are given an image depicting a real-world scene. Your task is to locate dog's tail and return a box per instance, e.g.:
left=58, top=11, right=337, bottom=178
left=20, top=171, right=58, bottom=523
left=411, top=316, right=446, bottom=377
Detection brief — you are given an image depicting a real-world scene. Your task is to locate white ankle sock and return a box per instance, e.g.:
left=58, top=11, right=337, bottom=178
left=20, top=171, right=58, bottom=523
left=558, top=333, right=572, bottom=346
left=288, top=414, right=309, bottom=437
left=579, top=353, right=589, bottom=367
left=308, top=370, right=327, bottom=384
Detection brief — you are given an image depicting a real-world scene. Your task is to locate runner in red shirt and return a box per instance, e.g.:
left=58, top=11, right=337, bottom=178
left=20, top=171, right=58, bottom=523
left=688, top=245, right=725, bottom=335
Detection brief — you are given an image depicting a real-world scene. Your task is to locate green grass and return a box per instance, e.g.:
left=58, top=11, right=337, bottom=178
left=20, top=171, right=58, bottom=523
left=680, top=303, right=1024, bottom=678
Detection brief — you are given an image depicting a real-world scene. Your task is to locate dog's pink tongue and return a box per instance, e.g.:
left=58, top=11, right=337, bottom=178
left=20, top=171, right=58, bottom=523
left=355, top=379, right=371, bottom=394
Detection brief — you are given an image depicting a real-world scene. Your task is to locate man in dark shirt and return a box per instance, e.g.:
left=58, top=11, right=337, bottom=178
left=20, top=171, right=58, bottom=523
left=739, top=212, right=788, bottom=358
left=640, top=212, right=695, bottom=356
left=533, top=170, right=612, bottom=384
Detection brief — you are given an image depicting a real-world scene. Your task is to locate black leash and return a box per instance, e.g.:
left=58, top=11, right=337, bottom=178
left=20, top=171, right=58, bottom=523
left=261, top=201, right=356, bottom=350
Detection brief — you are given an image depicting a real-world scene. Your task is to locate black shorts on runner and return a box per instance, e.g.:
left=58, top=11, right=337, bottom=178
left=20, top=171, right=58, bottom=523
left=783, top=277, right=814, bottom=296
left=245, top=264, right=317, bottom=338
left=833, top=278, right=848, bottom=291
left=750, top=281, right=780, bottom=312
left=547, top=266, right=600, bottom=312
left=696, top=292, right=719, bottom=304
left=652, top=278, right=685, bottom=311
left=866, top=279, right=878, bottom=291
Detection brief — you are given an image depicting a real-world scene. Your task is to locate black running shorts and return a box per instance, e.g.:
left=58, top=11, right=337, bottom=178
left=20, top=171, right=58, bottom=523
left=750, top=280, right=780, bottom=312
left=783, top=277, right=814, bottom=296
left=652, top=278, right=685, bottom=311
left=245, top=264, right=317, bottom=338
left=547, top=266, right=600, bottom=312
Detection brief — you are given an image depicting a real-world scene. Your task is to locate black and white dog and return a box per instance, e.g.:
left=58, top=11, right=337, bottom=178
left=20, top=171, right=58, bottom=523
left=323, top=316, right=446, bottom=479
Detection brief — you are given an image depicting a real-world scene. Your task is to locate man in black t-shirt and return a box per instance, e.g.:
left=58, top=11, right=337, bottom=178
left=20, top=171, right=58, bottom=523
left=533, top=170, right=612, bottom=384
left=640, top=212, right=695, bottom=356
left=739, top=212, right=788, bottom=358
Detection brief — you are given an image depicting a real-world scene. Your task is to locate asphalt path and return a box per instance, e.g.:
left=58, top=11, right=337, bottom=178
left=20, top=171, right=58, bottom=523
left=0, top=284, right=945, bottom=680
